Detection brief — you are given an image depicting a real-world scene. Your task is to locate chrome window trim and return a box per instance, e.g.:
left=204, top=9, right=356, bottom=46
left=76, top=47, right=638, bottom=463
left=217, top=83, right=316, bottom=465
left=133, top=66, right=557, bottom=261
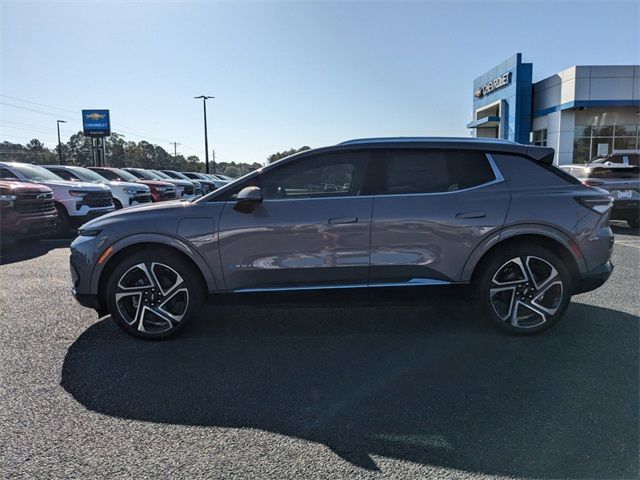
left=233, top=278, right=451, bottom=293
left=208, top=152, right=505, bottom=204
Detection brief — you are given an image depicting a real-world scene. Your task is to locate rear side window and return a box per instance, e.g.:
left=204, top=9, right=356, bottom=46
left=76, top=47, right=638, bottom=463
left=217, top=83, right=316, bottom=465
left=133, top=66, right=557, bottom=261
left=382, top=150, right=495, bottom=195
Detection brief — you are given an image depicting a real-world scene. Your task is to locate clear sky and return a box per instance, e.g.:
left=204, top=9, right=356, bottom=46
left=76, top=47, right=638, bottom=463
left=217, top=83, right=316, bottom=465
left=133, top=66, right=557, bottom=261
left=1, top=0, right=638, bottom=165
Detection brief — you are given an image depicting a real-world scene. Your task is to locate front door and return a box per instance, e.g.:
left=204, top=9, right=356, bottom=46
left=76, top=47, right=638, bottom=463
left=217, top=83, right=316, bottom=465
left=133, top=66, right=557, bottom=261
left=218, top=151, right=373, bottom=291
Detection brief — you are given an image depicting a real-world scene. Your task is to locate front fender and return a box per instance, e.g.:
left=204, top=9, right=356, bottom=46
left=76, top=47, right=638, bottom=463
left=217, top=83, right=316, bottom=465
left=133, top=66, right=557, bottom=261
left=89, top=233, right=218, bottom=295
left=460, top=223, right=588, bottom=282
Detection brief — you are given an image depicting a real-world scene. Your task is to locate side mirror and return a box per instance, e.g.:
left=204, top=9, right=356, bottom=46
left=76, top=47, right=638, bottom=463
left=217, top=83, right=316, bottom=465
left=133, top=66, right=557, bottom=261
left=234, top=186, right=262, bottom=213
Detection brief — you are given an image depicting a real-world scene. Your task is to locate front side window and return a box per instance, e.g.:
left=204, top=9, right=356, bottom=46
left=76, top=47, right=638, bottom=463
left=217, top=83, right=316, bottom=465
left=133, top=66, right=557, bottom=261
left=48, top=168, right=81, bottom=181
left=382, top=150, right=496, bottom=195
left=221, top=151, right=368, bottom=201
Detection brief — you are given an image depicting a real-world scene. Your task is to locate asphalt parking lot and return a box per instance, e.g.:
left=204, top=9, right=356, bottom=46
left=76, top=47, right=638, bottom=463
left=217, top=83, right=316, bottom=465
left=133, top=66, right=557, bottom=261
left=1, top=223, right=639, bottom=479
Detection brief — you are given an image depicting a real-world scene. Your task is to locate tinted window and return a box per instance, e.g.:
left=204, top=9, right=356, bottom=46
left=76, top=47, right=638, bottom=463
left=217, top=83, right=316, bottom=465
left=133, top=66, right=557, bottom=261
left=383, top=150, right=495, bottom=195
left=48, top=168, right=80, bottom=181
left=258, top=152, right=368, bottom=199
left=94, top=168, right=118, bottom=180
left=0, top=167, right=19, bottom=179
left=221, top=152, right=368, bottom=200
left=590, top=167, right=639, bottom=179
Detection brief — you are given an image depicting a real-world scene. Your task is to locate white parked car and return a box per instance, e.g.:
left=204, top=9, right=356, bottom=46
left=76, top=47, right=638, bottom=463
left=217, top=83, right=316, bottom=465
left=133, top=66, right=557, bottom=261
left=0, top=162, right=114, bottom=234
left=42, top=165, right=152, bottom=209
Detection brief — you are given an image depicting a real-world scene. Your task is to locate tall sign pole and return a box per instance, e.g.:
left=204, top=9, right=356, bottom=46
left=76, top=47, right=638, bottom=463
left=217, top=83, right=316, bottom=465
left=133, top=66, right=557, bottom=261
left=56, top=120, right=66, bottom=165
left=194, top=96, right=214, bottom=174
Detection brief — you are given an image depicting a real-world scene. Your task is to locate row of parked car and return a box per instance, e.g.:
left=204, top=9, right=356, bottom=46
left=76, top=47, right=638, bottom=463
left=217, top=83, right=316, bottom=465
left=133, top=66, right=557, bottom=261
left=0, top=161, right=233, bottom=240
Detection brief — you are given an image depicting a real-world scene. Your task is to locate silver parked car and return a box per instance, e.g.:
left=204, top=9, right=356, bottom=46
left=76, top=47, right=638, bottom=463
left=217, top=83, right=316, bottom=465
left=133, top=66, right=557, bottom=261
left=561, top=163, right=639, bottom=228
left=70, top=138, right=614, bottom=339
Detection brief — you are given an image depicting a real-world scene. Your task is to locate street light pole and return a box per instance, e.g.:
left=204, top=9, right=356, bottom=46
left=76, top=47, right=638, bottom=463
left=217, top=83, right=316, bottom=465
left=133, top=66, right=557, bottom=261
left=56, top=120, right=67, bottom=165
left=194, top=95, right=214, bottom=174
left=171, top=142, right=180, bottom=157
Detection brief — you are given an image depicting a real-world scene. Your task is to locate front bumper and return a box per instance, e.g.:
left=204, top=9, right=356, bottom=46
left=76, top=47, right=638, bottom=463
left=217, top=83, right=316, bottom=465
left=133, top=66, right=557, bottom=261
left=1, top=211, right=58, bottom=238
left=573, top=260, right=614, bottom=294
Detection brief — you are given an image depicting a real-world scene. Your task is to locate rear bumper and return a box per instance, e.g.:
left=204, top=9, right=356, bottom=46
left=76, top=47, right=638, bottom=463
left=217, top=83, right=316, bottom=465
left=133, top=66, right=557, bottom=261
left=573, top=260, right=613, bottom=294
left=612, top=200, right=639, bottom=216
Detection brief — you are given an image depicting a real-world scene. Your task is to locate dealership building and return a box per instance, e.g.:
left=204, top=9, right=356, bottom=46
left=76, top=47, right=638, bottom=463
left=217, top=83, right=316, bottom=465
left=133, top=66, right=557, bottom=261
left=467, top=53, right=640, bottom=165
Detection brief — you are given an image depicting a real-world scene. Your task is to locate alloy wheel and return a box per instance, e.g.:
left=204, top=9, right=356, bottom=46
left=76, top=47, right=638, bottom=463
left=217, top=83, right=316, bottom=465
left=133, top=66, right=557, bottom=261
left=489, top=256, right=563, bottom=329
left=114, top=262, right=189, bottom=333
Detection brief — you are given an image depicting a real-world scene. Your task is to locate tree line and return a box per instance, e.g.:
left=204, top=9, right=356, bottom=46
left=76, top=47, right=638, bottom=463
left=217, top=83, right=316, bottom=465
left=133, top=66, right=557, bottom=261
left=0, top=133, right=312, bottom=178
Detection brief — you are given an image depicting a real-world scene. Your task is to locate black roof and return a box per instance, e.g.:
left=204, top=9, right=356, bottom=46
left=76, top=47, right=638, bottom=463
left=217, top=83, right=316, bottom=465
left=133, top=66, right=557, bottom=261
left=335, top=137, right=555, bottom=164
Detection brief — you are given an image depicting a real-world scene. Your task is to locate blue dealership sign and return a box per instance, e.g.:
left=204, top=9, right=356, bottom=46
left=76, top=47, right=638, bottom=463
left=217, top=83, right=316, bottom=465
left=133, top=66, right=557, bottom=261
left=82, top=109, right=111, bottom=137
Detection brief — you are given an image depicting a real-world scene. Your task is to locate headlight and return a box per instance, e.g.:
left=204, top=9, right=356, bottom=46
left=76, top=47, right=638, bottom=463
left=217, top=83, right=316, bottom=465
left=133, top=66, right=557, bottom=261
left=0, top=193, right=17, bottom=201
left=122, top=187, right=137, bottom=195
left=156, top=187, right=168, bottom=192
left=69, top=190, right=88, bottom=197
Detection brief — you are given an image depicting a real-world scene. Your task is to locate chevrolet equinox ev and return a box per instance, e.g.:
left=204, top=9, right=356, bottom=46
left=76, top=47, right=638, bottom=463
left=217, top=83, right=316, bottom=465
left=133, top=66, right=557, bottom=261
left=70, top=138, right=614, bottom=339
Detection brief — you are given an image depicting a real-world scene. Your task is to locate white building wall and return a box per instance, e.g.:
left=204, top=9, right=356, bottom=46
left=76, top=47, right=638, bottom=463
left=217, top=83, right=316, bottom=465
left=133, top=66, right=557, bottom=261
left=532, top=64, right=640, bottom=164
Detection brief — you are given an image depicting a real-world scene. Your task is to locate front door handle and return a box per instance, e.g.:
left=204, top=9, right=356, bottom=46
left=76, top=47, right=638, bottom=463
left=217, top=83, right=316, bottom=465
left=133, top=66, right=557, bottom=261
left=328, top=217, right=358, bottom=224
left=455, top=211, right=486, bottom=219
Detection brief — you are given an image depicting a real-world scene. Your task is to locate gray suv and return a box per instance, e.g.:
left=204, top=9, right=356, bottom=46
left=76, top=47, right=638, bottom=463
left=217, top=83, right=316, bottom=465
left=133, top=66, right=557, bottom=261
left=70, top=138, right=614, bottom=339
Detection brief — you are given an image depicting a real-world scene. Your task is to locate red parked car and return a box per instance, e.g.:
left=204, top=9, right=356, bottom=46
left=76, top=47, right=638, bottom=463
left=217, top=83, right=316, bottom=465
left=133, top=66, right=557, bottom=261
left=0, top=180, right=58, bottom=239
left=88, top=167, right=177, bottom=202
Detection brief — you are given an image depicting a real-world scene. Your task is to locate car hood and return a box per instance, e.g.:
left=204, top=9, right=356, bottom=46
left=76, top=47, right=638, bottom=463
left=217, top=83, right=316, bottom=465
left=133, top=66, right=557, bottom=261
left=161, top=179, right=193, bottom=187
left=0, top=180, right=52, bottom=193
left=105, top=180, right=150, bottom=191
left=38, top=180, right=110, bottom=191
left=80, top=199, right=189, bottom=232
left=137, top=179, right=175, bottom=188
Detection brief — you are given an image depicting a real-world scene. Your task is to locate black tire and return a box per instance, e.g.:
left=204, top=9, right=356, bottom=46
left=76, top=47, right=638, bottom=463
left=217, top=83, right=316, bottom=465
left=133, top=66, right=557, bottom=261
left=627, top=216, right=639, bottom=229
left=474, top=243, right=572, bottom=335
left=54, top=204, right=71, bottom=238
left=105, top=248, right=203, bottom=340
left=113, top=198, right=123, bottom=210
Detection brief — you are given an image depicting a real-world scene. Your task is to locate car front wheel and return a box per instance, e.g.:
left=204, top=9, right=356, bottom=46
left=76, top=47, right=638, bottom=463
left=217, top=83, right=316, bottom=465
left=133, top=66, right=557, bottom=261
left=106, top=249, right=203, bottom=339
left=475, top=244, right=572, bottom=335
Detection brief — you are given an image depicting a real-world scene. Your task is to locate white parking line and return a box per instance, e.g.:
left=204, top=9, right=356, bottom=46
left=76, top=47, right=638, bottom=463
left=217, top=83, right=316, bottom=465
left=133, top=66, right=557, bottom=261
left=616, top=241, right=640, bottom=249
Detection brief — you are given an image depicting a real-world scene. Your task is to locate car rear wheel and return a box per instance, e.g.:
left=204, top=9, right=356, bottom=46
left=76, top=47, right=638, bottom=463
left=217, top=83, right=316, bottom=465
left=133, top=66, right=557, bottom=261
left=627, top=216, right=639, bottom=229
left=474, top=244, right=572, bottom=335
left=106, top=250, right=203, bottom=339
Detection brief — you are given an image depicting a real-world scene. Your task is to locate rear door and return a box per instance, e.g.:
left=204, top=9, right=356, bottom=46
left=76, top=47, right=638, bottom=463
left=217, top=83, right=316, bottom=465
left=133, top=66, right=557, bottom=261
left=369, top=149, right=510, bottom=284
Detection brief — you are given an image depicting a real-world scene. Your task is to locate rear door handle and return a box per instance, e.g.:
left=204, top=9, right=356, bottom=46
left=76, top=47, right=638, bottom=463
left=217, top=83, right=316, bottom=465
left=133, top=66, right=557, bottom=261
left=328, top=217, right=358, bottom=224
left=455, top=211, right=486, bottom=219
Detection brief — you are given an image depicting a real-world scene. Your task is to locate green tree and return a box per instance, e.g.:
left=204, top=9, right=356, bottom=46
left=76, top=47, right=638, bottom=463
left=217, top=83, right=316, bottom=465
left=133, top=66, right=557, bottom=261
left=267, top=146, right=310, bottom=164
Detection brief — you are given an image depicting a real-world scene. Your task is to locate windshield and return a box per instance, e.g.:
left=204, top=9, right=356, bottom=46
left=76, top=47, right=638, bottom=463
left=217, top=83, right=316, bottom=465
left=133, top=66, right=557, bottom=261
left=152, top=170, right=171, bottom=179
left=10, top=163, right=65, bottom=182
left=73, top=167, right=109, bottom=183
left=111, top=168, right=141, bottom=182
left=135, top=169, right=162, bottom=180
left=165, top=170, right=191, bottom=180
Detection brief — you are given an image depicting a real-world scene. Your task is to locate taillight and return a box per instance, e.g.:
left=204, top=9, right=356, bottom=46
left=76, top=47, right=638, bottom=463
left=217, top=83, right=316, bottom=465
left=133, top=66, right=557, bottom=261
left=582, top=179, right=604, bottom=187
left=575, top=195, right=613, bottom=214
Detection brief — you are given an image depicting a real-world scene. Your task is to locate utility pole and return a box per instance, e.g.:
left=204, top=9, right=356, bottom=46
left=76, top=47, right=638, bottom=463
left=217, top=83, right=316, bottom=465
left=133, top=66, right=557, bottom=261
left=212, top=149, right=216, bottom=174
left=170, top=142, right=180, bottom=157
left=194, top=95, right=214, bottom=174
left=56, top=120, right=66, bottom=165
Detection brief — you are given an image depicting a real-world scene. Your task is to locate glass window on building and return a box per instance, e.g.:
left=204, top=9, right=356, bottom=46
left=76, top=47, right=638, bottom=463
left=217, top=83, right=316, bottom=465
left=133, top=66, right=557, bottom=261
left=532, top=129, right=547, bottom=146
left=573, top=109, right=640, bottom=163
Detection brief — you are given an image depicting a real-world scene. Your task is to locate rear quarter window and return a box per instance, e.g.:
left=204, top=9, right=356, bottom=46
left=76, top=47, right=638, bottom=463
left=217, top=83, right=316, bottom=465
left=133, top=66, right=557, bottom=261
left=490, top=154, right=582, bottom=187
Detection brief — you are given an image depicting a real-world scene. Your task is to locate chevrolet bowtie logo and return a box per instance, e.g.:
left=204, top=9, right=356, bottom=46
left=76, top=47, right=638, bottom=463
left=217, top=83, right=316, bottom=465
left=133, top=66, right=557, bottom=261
left=85, top=112, right=106, bottom=121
